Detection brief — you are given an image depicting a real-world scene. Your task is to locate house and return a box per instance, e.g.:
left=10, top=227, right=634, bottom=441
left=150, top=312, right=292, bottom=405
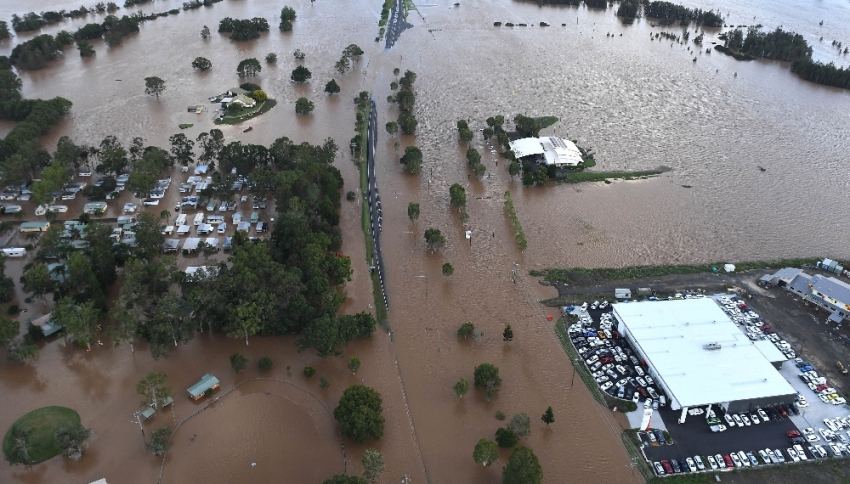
left=508, top=137, right=584, bottom=167
left=187, top=373, right=220, bottom=400
left=20, top=221, right=50, bottom=233
left=230, top=94, right=256, bottom=108
left=30, top=313, right=64, bottom=337
left=771, top=268, right=850, bottom=323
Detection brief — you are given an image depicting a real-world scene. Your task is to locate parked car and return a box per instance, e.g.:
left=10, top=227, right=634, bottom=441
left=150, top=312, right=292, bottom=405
left=706, top=455, right=719, bottom=470
left=685, top=458, right=697, bottom=473
left=730, top=453, right=742, bottom=468
left=143, top=198, right=159, bottom=206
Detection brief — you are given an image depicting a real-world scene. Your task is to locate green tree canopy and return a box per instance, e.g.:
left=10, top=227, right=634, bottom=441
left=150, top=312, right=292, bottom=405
left=322, top=476, right=368, bottom=484
left=385, top=121, right=398, bottom=137
left=145, top=426, right=172, bottom=456
left=334, top=385, right=385, bottom=444
left=291, top=65, right=312, bottom=83
left=453, top=378, right=469, bottom=398
left=398, top=111, right=418, bottom=134
left=347, top=355, right=361, bottom=374
left=295, top=97, right=314, bottom=114
left=424, top=228, right=445, bottom=252
left=508, top=412, right=531, bottom=439
left=191, top=57, right=212, bottom=70
left=230, top=352, right=249, bottom=373
left=136, top=371, right=172, bottom=409
left=400, top=145, right=422, bottom=174
left=54, top=423, right=92, bottom=460
left=542, top=406, right=554, bottom=426
left=144, top=76, right=165, bottom=99
left=442, top=262, right=454, bottom=277
left=407, top=202, right=420, bottom=222
left=237, top=58, right=262, bottom=77
left=457, top=322, right=474, bottom=338
left=325, top=79, right=341, bottom=94
left=474, top=362, right=502, bottom=400
left=502, top=446, right=542, bottom=484
left=449, top=183, right=466, bottom=208
left=473, top=438, right=498, bottom=466
left=495, top=427, right=518, bottom=448
left=362, top=448, right=385, bottom=482
left=503, top=325, right=513, bottom=342
left=0, top=317, right=19, bottom=347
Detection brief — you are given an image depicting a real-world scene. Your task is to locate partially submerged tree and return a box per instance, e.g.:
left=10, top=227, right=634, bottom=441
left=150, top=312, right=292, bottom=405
left=474, top=363, right=502, bottom=401
left=324, top=79, right=340, bottom=94
left=473, top=438, right=498, bottom=466
left=54, top=423, right=93, bottom=460
left=136, top=371, right=172, bottom=409
left=442, top=262, right=454, bottom=277
left=503, top=325, right=513, bottom=342
left=507, top=412, right=531, bottom=439
left=144, top=76, right=165, bottom=99
left=334, top=385, right=385, bottom=444
left=291, top=65, right=312, bottom=83
left=407, top=202, right=420, bottom=222
left=542, top=406, right=554, bottom=426
left=502, top=446, right=543, bottom=484
left=424, top=228, right=445, bottom=252
left=192, top=56, right=212, bottom=71
left=362, top=448, right=385, bottom=483
left=295, top=97, right=314, bottom=114
left=449, top=183, right=466, bottom=209
left=230, top=352, right=249, bottom=373
left=237, top=58, right=261, bottom=77
left=457, top=322, right=474, bottom=338
left=347, top=355, right=361, bottom=374
left=146, top=426, right=172, bottom=456
left=453, top=378, right=469, bottom=398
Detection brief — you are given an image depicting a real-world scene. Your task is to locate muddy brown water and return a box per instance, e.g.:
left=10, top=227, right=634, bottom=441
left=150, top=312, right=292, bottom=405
left=1, top=0, right=849, bottom=482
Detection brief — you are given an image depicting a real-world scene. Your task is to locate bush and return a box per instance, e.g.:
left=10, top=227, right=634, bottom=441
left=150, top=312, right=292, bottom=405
left=334, top=385, right=385, bottom=443
left=303, top=366, right=316, bottom=378
left=457, top=322, right=474, bottom=338
left=346, top=191, right=356, bottom=201
left=495, top=410, right=506, bottom=420
left=258, top=356, right=273, bottom=371
left=320, top=375, right=330, bottom=389
left=240, top=82, right=261, bottom=92
left=230, top=352, right=249, bottom=373
left=495, top=427, right=518, bottom=448
left=8, top=305, right=19, bottom=315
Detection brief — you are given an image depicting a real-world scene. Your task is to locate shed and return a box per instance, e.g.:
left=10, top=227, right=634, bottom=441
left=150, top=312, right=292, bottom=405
left=187, top=373, right=220, bottom=400
left=237, top=222, right=250, bottom=232
left=83, top=202, right=107, bottom=215
left=140, top=406, right=156, bottom=420
left=162, top=239, right=180, bottom=253
left=615, top=288, right=631, bottom=299
left=194, top=165, right=209, bottom=175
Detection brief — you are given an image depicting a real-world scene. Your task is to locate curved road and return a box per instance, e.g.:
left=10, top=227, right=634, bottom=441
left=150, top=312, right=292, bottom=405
left=366, top=99, right=389, bottom=310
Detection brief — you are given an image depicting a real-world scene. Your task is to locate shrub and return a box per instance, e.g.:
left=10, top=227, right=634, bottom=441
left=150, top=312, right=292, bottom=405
left=346, top=191, right=356, bottom=201
left=303, top=366, right=316, bottom=378
left=457, top=322, right=474, bottom=338
left=258, top=356, right=273, bottom=371
left=8, top=305, right=19, bottom=315
left=495, top=427, right=518, bottom=448
left=495, top=410, right=506, bottom=420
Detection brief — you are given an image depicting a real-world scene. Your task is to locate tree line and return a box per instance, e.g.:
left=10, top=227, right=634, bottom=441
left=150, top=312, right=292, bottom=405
left=791, top=59, right=850, bottom=89
left=218, top=17, right=269, bottom=41
left=643, top=1, right=722, bottom=26
left=515, top=0, right=607, bottom=8
left=388, top=69, right=418, bottom=135
left=722, top=27, right=812, bottom=63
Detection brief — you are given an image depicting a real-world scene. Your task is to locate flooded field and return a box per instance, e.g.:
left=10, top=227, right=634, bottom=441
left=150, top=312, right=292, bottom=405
left=1, top=0, right=850, bottom=482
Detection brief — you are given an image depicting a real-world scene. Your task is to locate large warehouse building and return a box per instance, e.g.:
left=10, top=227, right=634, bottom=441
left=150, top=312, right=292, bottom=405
left=508, top=137, right=584, bottom=167
left=613, top=298, right=797, bottom=414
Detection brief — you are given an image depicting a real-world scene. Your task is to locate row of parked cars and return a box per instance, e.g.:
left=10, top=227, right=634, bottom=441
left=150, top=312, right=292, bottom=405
left=569, top=309, right=668, bottom=407
left=795, top=358, right=847, bottom=405
left=653, top=441, right=834, bottom=477
left=716, top=295, right=798, bottom=359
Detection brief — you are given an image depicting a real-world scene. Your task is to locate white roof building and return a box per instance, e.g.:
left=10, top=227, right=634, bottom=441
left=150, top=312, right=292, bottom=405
left=509, top=137, right=583, bottom=167
left=613, top=298, right=796, bottom=412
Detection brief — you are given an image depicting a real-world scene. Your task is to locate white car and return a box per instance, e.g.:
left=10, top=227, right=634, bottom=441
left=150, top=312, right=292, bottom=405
left=731, top=414, right=744, bottom=426
left=724, top=413, right=736, bottom=427
left=804, top=428, right=820, bottom=441
left=142, top=198, right=159, bottom=206
left=750, top=413, right=760, bottom=424
left=715, top=453, right=726, bottom=468
left=794, top=444, right=808, bottom=461
left=787, top=448, right=800, bottom=462
left=632, top=392, right=640, bottom=404
left=685, top=457, right=697, bottom=473
left=730, top=453, right=743, bottom=467
left=78, top=171, right=92, bottom=177
left=694, top=455, right=705, bottom=470
left=738, top=451, right=750, bottom=467
left=757, top=409, right=769, bottom=422
left=741, top=414, right=752, bottom=426
left=706, top=455, right=719, bottom=470
left=61, top=192, right=77, bottom=200
left=123, top=203, right=137, bottom=213
left=600, top=381, right=613, bottom=391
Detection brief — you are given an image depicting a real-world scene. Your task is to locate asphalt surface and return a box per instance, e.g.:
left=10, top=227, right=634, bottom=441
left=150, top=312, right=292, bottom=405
left=384, top=0, right=412, bottom=49
left=366, top=99, right=388, bottom=310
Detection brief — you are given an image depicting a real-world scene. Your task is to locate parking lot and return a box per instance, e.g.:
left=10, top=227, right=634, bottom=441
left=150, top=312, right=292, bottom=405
left=566, top=292, right=850, bottom=477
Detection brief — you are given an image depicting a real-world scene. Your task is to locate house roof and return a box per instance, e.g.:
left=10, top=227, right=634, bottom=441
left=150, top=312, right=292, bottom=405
left=183, top=238, right=201, bottom=251
left=613, top=298, right=796, bottom=409
left=509, top=138, right=545, bottom=158
left=187, top=373, right=220, bottom=398
left=788, top=273, right=813, bottom=294
left=233, top=94, right=255, bottom=106
left=767, top=267, right=805, bottom=284
left=810, top=274, right=850, bottom=307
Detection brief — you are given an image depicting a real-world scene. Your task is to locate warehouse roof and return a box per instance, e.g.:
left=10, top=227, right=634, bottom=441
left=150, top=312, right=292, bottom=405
left=613, top=298, right=795, bottom=409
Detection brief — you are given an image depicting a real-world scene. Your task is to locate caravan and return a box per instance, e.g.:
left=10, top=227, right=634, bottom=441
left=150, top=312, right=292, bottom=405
left=193, top=213, right=205, bottom=226
left=175, top=213, right=187, bottom=226
left=2, top=248, right=26, bottom=257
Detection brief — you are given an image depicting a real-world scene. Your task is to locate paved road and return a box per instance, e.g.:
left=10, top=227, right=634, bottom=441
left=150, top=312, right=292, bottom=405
left=366, top=100, right=388, bottom=310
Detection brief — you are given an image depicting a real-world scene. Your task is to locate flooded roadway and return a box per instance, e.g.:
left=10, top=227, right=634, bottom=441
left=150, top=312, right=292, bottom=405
left=1, top=0, right=850, bottom=482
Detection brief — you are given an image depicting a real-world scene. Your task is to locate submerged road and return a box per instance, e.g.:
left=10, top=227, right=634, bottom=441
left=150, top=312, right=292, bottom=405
left=366, top=99, right=389, bottom=310
left=384, top=0, right=412, bottom=49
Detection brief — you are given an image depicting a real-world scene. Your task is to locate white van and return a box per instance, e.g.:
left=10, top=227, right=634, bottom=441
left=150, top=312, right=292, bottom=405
left=193, top=213, right=204, bottom=226
left=2, top=247, right=26, bottom=257
left=175, top=214, right=187, bottom=226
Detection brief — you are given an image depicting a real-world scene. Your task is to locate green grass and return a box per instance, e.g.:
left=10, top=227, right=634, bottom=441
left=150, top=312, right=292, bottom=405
left=580, top=157, right=596, bottom=168
left=647, top=475, right=716, bottom=484
left=214, top=99, right=277, bottom=125
left=178, top=123, right=193, bottom=129
left=530, top=257, right=822, bottom=286
left=3, top=406, right=80, bottom=464
left=560, top=169, right=664, bottom=183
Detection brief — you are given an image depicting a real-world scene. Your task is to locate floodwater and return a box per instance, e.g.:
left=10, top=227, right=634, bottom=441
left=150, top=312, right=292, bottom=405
left=1, top=0, right=850, bottom=482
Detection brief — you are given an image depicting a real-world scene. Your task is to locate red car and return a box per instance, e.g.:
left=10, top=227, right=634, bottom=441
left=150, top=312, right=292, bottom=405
left=723, top=455, right=734, bottom=468
left=637, top=387, right=649, bottom=398
left=600, top=357, right=615, bottom=365
left=787, top=430, right=801, bottom=437
left=661, top=460, right=673, bottom=474
left=778, top=407, right=788, bottom=417
left=816, top=384, right=830, bottom=391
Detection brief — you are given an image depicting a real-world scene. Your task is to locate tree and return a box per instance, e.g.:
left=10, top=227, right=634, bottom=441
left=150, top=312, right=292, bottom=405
left=54, top=298, right=99, bottom=351
left=6, top=337, right=39, bottom=363
left=54, top=423, right=92, bottom=460
left=0, top=318, right=19, bottom=348
left=237, top=58, right=262, bottom=77
left=473, top=438, right=498, bottom=466
left=495, top=427, right=518, bottom=448
left=407, top=202, right=420, bottom=222
left=399, top=145, right=422, bottom=174
left=291, top=65, right=312, bottom=83
left=258, top=356, right=273, bottom=370
left=474, top=363, right=501, bottom=401
left=5, top=426, right=33, bottom=467
left=231, top=352, right=249, bottom=373
left=192, top=56, right=212, bottom=70
left=227, top=301, right=262, bottom=345
left=265, top=52, right=277, bottom=63
left=324, top=79, right=340, bottom=94
left=323, top=476, right=368, bottom=484
left=347, top=355, right=361, bottom=374
left=136, top=371, right=172, bottom=409
left=200, top=25, right=210, bottom=39
left=344, top=44, right=364, bottom=58
left=398, top=111, right=418, bottom=134
left=335, top=57, right=350, bottom=75
left=144, top=76, right=165, bottom=99
left=442, top=262, right=454, bottom=277
left=385, top=121, right=398, bottom=137
left=508, top=161, right=521, bottom=178
left=320, top=375, right=330, bottom=389
left=303, top=366, right=316, bottom=378
left=295, top=97, right=314, bottom=114
left=169, top=133, right=195, bottom=166
left=503, top=325, right=513, bottom=342
left=453, top=378, right=469, bottom=398
left=252, top=89, right=267, bottom=102
left=334, top=385, right=385, bottom=444
left=424, top=228, right=445, bottom=252
left=534, top=167, right=549, bottom=186
left=457, top=322, right=474, bottom=338
left=542, top=406, right=554, bottom=426
left=76, top=40, right=95, bottom=57
left=293, top=49, right=305, bottom=61
left=0, top=21, right=10, bottom=40
left=146, top=426, right=172, bottom=456
left=362, top=449, right=385, bottom=483
left=449, top=183, right=466, bottom=209
left=507, top=413, right=531, bottom=439
left=502, top=446, right=542, bottom=484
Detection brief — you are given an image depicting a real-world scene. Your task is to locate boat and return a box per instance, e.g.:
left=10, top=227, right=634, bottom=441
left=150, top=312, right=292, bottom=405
left=243, top=126, right=253, bottom=133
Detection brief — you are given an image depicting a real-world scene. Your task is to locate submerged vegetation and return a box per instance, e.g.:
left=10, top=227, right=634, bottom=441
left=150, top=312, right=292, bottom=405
left=503, top=191, right=527, bottom=251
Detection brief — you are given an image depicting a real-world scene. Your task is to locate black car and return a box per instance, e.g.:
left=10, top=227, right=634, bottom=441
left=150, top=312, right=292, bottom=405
left=786, top=404, right=800, bottom=416
left=655, top=430, right=666, bottom=445
left=670, top=459, right=681, bottom=473
left=677, top=459, right=690, bottom=473
left=791, top=436, right=807, bottom=445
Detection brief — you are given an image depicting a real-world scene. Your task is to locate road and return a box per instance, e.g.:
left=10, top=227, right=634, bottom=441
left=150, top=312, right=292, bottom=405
left=384, top=0, right=412, bottom=49
left=366, top=99, right=388, bottom=309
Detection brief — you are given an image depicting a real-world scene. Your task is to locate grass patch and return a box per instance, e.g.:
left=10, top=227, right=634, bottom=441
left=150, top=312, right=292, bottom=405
left=530, top=257, right=822, bottom=286
left=647, top=475, right=716, bottom=484
left=378, top=0, right=393, bottom=38
left=555, top=317, right=606, bottom=407
left=560, top=169, right=664, bottom=183
left=214, top=99, right=277, bottom=125
left=534, top=116, right=559, bottom=129
left=580, top=157, right=596, bottom=168
left=3, top=406, right=80, bottom=464
left=178, top=123, right=193, bottom=129
left=503, top=191, right=527, bottom=251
